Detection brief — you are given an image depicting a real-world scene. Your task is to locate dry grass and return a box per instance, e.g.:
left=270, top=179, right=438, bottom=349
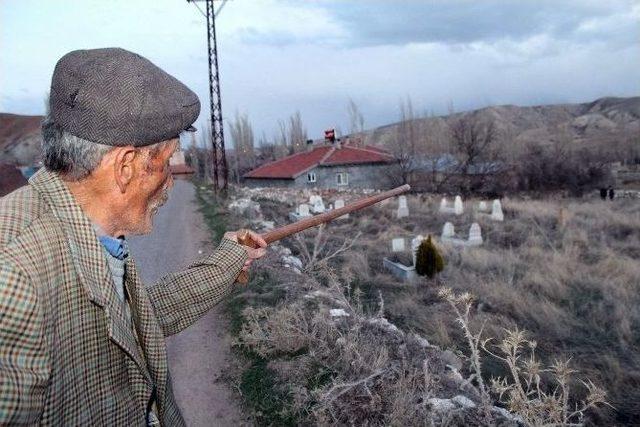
left=226, top=186, right=639, bottom=425
left=323, top=194, right=638, bottom=425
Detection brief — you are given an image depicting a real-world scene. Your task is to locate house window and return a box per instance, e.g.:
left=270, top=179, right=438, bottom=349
left=307, top=172, right=316, bottom=183
left=336, top=172, right=349, bottom=186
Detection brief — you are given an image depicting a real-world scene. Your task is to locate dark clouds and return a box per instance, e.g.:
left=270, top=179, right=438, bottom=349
left=259, top=0, right=639, bottom=49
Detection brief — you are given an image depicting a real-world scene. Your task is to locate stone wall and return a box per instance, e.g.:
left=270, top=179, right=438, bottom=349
left=314, top=163, right=393, bottom=189
left=244, top=163, right=393, bottom=190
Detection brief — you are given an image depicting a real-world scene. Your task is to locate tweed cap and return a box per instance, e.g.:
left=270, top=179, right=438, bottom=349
left=49, top=48, right=200, bottom=146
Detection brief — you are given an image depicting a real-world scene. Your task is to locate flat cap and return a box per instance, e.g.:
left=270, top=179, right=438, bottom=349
left=49, top=48, right=200, bottom=146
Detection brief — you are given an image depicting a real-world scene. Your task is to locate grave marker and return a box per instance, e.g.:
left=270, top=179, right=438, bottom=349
left=454, top=195, right=464, bottom=215
left=468, top=223, right=483, bottom=245
left=491, top=199, right=504, bottom=221
left=441, top=222, right=455, bottom=239
left=392, top=238, right=405, bottom=252
left=397, top=195, right=409, bottom=218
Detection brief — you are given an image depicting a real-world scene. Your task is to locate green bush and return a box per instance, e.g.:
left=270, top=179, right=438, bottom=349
left=415, top=235, right=444, bottom=278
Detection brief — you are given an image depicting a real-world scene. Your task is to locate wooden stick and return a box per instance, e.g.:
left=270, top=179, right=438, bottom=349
left=235, top=184, right=410, bottom=283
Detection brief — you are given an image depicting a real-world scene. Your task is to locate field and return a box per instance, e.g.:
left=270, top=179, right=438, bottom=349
left=203, top=186, right=639, bottom=425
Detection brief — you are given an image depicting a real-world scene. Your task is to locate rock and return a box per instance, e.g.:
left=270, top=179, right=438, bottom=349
left=452, top=395, right=476, bottom=409
left=254, top=220, right=275, bottom=231
left=282, top=255, right=303, bottom=270
left=228, top=198, right=261, bottom=217
left=428, top=398, right=456, bottom=413
left=368, top=317, right=401, bottom=334
left=441, top=350, right=463, bottom=371
left=330, top=308, right=350, bottom=317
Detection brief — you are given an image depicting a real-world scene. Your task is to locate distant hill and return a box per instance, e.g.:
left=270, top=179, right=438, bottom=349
left=0, top=113, right=43, bottom=166
left=361, top=96, right=640, bottom=148
left=1, top=96, right=638, bottom=167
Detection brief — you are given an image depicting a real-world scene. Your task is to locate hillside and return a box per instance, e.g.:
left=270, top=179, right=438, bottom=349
left=362, top=96, right=640, bottom=148
left=1, top=95, right=638, bottom=167
left=0, top=113, right=42, bottom=166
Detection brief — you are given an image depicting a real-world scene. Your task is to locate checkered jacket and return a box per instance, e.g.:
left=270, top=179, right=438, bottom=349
left=0, top=169, right=248, bottom=425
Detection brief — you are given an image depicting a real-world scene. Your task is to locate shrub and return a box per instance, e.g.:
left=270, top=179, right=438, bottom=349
left=415, top=235, right=445, bottom=278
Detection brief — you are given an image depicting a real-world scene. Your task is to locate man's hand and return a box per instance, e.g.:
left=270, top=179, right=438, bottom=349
left=223, top=230, right=267, bottom=271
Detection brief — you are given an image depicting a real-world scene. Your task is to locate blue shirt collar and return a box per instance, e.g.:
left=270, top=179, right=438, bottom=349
left=93, top=224, right=129, bottom=260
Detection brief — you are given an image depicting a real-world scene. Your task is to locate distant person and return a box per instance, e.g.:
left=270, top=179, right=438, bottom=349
left=609, top=187, right=615, bottom=200
left=0, top=48, right=267, bottom=426
left=599, top=188, right=607, bottom=200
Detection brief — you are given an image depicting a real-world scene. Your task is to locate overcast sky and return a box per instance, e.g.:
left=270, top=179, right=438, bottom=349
left=1, top=0, right=638, bottom=144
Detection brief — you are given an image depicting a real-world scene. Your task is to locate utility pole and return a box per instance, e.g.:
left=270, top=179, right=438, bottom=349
left=186, top=0, right=228, bottom=192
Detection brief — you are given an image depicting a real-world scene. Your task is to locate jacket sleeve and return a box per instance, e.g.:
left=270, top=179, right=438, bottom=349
left=0, top=261, right=50, bottom=424
left=146, top=238, right=248, bottom=337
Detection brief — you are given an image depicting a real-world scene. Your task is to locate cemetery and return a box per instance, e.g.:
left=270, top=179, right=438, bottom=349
left=224, top=185, right=639, bottom=424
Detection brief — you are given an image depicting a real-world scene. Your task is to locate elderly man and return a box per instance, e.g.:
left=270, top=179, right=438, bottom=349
left=0, top=48, right=267, bottom=425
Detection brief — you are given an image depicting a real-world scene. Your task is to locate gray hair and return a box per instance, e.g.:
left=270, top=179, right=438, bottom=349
left=42, top=118, right=114, bottom=181
left=42, top=117, right=176, bottom=181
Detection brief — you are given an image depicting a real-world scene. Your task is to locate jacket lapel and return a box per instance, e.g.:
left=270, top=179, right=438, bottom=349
left=29, top=169, right=150, bottom=381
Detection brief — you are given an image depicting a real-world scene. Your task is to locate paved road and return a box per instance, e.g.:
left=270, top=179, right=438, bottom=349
left=128, top=179, right=247, bottom=427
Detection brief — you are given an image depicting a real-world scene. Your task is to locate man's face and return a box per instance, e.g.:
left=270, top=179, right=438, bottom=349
left=126, top=138, right=178, bottom=235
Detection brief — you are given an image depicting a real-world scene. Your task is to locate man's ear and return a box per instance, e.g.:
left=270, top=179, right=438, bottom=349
left=113, top=146, right=138, bottom=193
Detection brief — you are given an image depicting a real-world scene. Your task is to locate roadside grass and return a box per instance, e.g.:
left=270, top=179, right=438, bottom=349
left=194, top=183, right=302, bottom=426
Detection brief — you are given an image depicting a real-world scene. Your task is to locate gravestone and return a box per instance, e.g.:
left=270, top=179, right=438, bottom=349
left=411, top=235, right=424, bottom=266
left=478, top=201, right=488, bottom=212
left=454, top=195, right=464, bottom=215
left=334, top=199, right=349, bottom=219
left=491, top=199, right=504, bottom=221
left=311, top=196, right=326, bottom=213
left=392, top=238, right=405, bottom=252
left=397, top=195, right=409, bottom=218
left=441, top=222, right=455, bottom=239
left=439, top=198, right=448, bottom=213
left=468, top=223, right=483, bottom=245
left=298, top=204, right=311, bottom=217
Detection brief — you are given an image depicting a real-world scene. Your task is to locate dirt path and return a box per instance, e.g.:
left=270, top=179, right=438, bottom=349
left=128, top=179, right=248, bottom=426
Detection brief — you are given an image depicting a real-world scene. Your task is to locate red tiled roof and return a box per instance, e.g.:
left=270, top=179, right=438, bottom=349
left=244, top=144, right=392, bottom=179
left=322, top=146, right=393, bottom=166
left=170, top=164, right=194, bottom=175
left=244, top=146, right=333, bottom=179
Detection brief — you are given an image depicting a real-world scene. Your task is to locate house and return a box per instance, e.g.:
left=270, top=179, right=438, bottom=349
left=411, top=154, right=515, bottom=194
left=243, top=142, right=395, bottom=189
left=169, top=150, right=194, bottom=179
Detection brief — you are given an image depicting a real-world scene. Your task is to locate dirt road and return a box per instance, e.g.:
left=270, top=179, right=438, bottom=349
left=128, top=179, right=247, bottom=426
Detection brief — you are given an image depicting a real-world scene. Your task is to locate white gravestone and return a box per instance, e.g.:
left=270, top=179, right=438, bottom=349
left=439, top=198, right=448, bottom=213
left=391, top=238, right=405, bottom=252
left=298, top=204, right=311, bottom=217
left=491, top=199, right=504, bottom=221
left=441, top=222, right=455, bottom=239
left=454, top=195, right=464, bottom=215
left=468, top=223, right=483, bottom=245
left=411, top=235, right=424, bottom=266
left=334, top=199, right=349, bottom=219
left=310, top=196, right=326, bottom=214
left=397, top=195, right=409, bottom=218
left=478, top=201, right=488, bottom=212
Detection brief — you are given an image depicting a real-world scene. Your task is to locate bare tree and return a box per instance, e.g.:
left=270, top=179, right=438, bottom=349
left=347, top=98, right=365, bottom=135
left=288, top=110, right=307, bottom=154
left=274, top=112, right=308, bottom=156
left=228, top=111, right=255, bottom=183
left=386, top=97, right=422, bottom=186
left=448, top=113, right=501, bottom=193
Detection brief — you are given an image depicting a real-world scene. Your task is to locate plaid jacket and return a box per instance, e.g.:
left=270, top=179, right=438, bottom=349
left=0, top=169, right=248, bottom=425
